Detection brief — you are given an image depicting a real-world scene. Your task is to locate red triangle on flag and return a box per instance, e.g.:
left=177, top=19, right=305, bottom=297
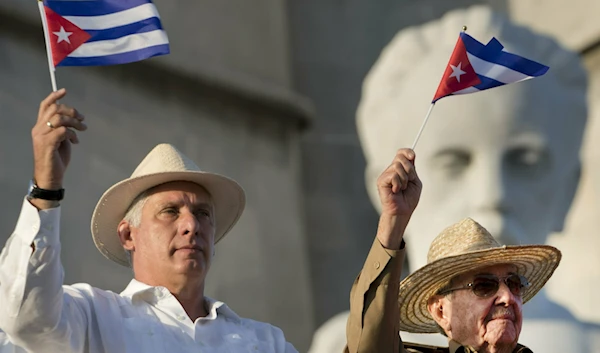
left=44, top=6, right=91, bottom=66
left=432, top=36, right=481, bottom=102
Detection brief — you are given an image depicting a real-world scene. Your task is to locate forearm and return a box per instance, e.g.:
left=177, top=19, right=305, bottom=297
left=0, top=199, right=77, bottom=349
left=346, top=238, right=404, bottom=353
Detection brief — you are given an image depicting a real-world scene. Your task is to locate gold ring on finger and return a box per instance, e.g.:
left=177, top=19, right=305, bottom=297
left=46, top=121, right=55, bottom=129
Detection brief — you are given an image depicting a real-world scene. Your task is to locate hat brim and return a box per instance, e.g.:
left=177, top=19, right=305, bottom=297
left=91, top=171, right=245, bottom=267
left=398, top=245, right=561, bottom=333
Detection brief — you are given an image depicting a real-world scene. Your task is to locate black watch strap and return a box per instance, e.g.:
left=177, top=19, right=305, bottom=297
left=28, top=180, right=65, bottom=201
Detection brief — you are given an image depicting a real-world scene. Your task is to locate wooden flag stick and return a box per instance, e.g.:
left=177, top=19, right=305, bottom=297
left=411, top=102, right=436, bottom=150
left=38, top=0, right=58, bottom=92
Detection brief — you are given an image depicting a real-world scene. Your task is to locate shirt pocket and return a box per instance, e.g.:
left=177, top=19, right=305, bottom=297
left=122, top=317, right=169, bottom=353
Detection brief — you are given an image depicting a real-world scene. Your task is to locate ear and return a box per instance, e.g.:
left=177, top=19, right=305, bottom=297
left=427, top=295, right=450, bottom=333
left=117, top=220, right=135, bottom=251
left=552, top=163, right=581, bottom=232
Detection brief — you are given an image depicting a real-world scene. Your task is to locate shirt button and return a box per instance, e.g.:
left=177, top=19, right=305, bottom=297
left=177, top=315, right=186, bottom=321
left=374, top=262, right=380, bottom=269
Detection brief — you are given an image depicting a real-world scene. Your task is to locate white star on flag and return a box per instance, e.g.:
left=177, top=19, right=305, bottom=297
left=53, top=26, right=73, bottom=44
left=449, top=62, right=467, bottom=82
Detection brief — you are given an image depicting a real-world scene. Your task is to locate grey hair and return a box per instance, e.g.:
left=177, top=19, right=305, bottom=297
left=123, top=190, right=151, bottom=227
left=121, top=190, right=150, bottom=267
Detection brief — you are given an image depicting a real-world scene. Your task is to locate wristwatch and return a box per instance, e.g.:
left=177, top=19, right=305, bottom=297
left=27, top=179, right=65, bottom=201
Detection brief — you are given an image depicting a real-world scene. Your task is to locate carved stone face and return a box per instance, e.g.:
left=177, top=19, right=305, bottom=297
left=361, top=57, right=584, bottom=270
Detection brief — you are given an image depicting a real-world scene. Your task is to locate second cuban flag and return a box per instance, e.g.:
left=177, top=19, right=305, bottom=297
left=432, top=32, right=549, bottom=103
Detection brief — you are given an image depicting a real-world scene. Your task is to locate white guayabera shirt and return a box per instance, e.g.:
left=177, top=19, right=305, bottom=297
left=0, top=330, right=27, bottom=353
left=0, top=199, right=297, bottom=353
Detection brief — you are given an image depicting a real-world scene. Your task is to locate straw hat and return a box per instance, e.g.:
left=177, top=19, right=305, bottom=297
left=91, top=143, right=246, bottom=267
left=398, top=218, right=561, bottom=333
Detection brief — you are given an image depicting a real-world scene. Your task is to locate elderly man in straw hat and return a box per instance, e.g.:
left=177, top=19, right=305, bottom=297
left=344, top=149, right=560, bottom=353
left=0, top=89, right=297, bottom=353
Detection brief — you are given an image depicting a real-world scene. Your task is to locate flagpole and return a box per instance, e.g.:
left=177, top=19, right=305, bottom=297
left=411, top=102, right=436, bottom=150
left=38, top=0, right=58, bottom=92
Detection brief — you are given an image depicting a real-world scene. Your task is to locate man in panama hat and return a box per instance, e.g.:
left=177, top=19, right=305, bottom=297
left=0, top=89, right=297, bottom=352
left=344, top=148, right=560, bottom=353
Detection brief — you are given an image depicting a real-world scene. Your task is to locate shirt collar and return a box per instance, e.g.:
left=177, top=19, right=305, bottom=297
left=119, top=279, right=241, bottom=322
left=120, top=278, right=155, bottom=299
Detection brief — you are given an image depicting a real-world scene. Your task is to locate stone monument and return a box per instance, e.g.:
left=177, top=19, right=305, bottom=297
left=310, top=5, right=599, bottom=352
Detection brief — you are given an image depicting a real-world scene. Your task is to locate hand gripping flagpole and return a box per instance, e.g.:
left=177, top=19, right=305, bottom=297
left=38, top=0, right=58, bottom=92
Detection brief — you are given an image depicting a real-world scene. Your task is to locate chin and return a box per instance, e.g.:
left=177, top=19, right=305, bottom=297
left=175, top=260, right=206, bottom=275
left=486, top=322, right=518, bottom=345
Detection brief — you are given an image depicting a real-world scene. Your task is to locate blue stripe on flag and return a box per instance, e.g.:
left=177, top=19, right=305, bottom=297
left=461, top=32, right=549, bottom=78
left=473, top=75, right=505, bottom=91
left=44, top=0, right=152, bottom=17
left=57, top=44, right=169, bottom=66
left=85, top=18, right=163, bottom=42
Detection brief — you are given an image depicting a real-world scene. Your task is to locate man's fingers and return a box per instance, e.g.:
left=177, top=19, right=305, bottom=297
left=378, top=167, right=406, bottom=194
left=395, top=156, right=417, bottom=181
left=38, top=89, right=66, bottom=122
left=56, top=104, right=77, bottom=118
left=56, top=104, right=85, bottom=121
left=390, top=173, right=401, bottom=194
left=392, top=162, right=409, bottom=190
left=377, top=148, right=418, bottom=195
left=40, top=103, right=59, bottom=126
left=66, top=128, right=79, bottom=144
left=50, top=126, right=79, bottom=144
left=47, top=113, right=88, bottom=131
left=394, top=148, right=415, bottom=160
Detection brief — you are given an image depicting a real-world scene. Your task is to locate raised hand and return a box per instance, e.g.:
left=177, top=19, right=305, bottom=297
left=376, top=148, right=422, bottom=249
left=30, top=89, right=87, bottom=209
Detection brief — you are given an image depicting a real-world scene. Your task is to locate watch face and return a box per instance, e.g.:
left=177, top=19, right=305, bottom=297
left=28, top=180, right=35, bottom=194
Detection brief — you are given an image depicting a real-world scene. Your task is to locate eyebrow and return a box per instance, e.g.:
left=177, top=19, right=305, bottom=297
left=192, top=202, right=213, bottom=211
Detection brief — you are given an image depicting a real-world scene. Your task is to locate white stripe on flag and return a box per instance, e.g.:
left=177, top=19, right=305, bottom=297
left=466, top=53, right=532, bottom=84
left=68, top=30, right=168, bottom=57
left=63, top=3, right=160, bottom=30
left=453, top=86, right=480, bottom=95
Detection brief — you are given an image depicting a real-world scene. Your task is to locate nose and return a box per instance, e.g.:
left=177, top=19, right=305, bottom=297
left=469, top=156, right=508, bottom=214
left=179, top=210, right=200, bottom=237
left=494, top=280, right=518, bottom=306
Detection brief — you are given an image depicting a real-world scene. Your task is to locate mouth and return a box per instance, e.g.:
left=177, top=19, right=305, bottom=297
left=176, top=245, right=203, bottom=254
left=490, top=315, right=514, bottom=321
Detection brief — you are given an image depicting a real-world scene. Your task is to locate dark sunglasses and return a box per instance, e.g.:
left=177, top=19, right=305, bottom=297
left=437, top=273, right=530, bottom=298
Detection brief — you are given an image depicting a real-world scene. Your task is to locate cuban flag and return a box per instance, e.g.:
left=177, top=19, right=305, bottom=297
left=42, top=0, right=169, bottom=67
left=432, top=32, right=549, bottom=103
